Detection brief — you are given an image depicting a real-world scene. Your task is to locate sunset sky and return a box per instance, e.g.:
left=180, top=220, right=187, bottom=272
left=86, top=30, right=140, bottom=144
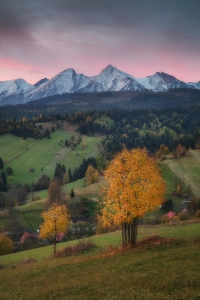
left=0, top=0, right=200, bottom=84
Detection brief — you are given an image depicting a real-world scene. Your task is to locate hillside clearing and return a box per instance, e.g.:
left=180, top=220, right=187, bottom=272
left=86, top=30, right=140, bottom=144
left=0, top=131, right=101, bottom=184
left=163, top=150, right=200, bottom=198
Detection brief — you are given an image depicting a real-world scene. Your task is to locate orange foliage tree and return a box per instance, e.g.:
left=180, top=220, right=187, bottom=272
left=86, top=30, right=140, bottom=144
left=99, top=148, right=165, bottom=247
left=40, top=203, right=70, bottom=254
left=85, top=165, right=99, bottom=185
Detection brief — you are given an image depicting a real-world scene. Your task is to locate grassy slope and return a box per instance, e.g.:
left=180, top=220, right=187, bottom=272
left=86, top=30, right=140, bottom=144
left=1, top=224, right=200, bottom=299
left=0, top=129, right=101, bottom=184
left=159, top=163, right=185, bottom=212
left=1, top=222, right=200, bottom=266
left=163, top=150, right=200, bottom=198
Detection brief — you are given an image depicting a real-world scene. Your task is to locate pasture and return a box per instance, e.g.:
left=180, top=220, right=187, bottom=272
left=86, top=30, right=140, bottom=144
left=0, top=127, right=101, bottom=184
left=1, top=224, right=200, bottom=299
left=163, top=150, right=200, bottom=199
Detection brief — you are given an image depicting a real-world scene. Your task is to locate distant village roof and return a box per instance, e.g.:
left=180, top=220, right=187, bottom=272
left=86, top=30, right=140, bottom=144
left=166, top=211, right=177, bottom=219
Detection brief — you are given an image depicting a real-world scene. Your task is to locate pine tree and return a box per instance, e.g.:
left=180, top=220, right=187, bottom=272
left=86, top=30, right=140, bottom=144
left=0, top=157, right=4, bottom=169
left=70, top=187, right=75, bottom=198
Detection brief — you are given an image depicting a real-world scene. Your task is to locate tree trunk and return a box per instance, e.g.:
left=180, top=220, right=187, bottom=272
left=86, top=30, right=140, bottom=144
left=122, top=223, right=124, bottom=245
left=54, top=234, right=57, bottom=254
left=121, top=218, right=139, bottom=247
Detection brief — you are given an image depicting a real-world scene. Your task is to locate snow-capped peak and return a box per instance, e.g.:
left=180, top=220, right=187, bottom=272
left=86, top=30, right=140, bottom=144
left=187, top=81, right=200, bottom=90
left=0, top=65, right=199, bottom=105
left=0, top=79, right=34, bottom=96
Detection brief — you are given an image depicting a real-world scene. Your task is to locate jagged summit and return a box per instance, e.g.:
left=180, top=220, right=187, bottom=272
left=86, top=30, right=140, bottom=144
left=34, top=78, right=49, bottom=88
left=0, top=65, right=199, bottom=105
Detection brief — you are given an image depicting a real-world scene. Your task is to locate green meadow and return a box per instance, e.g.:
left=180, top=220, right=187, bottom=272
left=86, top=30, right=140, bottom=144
left=163, top=150, right=200, bottom=199
left=1, top=135, right=200, bottom=298
left=0, top=129, right=101, bottom=184
left=1, top=224, right=200, bottom=299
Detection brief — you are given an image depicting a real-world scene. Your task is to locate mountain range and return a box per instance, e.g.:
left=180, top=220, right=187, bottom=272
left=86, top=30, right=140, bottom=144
left=0, top=64, right=199, bottom=106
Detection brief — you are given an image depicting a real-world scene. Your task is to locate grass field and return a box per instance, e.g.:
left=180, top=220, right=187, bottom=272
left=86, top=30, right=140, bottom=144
left=159, top=163, right=186, bottom=212
left=0, top=127, right=101, bottom=184
left=163, top=150, right=200, bottom=199
left=1, top=146, right=200, bottom=299
left=1, top=224, right=200, bottom=299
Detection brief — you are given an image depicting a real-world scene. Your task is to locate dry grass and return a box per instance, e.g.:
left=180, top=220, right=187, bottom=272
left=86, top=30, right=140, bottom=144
left=10, top=258, right=37, bottom=269
left=53, top=240, right=96, bottom=258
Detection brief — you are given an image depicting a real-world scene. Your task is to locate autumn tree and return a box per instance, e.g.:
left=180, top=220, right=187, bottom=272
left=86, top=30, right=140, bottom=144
left=85, top=165, right=99, bottom=185
left=82, top=141, right=87, bottom=148
left=62, top=172, right=69, bottom=185
left=156, top=144, right=169, bottom=158
left=48, top=181, right=62, bottom=205
left=40, top=203, right=70, bottom=254
left=176, top=144, right=187, bottom=157
left=0, top=234, right=13, bottom=255
left=99, top=148, right=165, bottom=247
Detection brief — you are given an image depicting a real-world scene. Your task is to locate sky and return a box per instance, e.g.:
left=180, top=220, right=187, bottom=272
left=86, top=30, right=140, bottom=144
left=0, top=0, right=200, bottom=84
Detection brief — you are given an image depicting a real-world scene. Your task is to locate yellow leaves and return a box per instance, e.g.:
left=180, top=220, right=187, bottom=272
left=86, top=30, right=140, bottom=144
left=85, top=165, right=99, bottom=185
left=40, top=203, right=70, bottom=239
left=82, top=140, right=87, bottom=147
left=99, top=148, right=165, bottom=226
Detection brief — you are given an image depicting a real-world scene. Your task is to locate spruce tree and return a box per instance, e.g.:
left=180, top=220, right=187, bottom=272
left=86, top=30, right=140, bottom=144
left=70, top=187, right=75, bottom=198
left=0, top=157, right=4, bottom=169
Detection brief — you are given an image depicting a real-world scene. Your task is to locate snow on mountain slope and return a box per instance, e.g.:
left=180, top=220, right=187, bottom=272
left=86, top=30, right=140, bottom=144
left=25, top=68, right=90, bottom=102
left=24, top=65, right=145, bottom=101
left=79, top=65, right=145, bottom=92
left=0, top=65, right=199, bottom=106
left=135, top=72, right=192, bottom=92
left=187, top=81, right=200, bottom=90
left=0, top=79, right=34, bottom=105
left=34, top=78, right=49, bottom=88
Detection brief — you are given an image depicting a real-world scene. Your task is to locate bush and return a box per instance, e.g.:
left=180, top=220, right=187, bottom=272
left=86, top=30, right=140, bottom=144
left=53, top=240, right=96, bottom=257
left=143, top=216, right=161, bottom=225
left=171, top=216, right=179, bottom=223
left=160, top=215, right=170, bottom=224
left=0, top=234, right=13, bottom=255
left=195, top=210, right=200, bottom=219
left=178, top=212, right=190, bottom=221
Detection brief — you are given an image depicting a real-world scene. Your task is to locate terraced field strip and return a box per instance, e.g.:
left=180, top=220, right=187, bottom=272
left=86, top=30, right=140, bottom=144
left=0, top=132, right=101, bottom=184
left=165, top=151, right=200, bottom=198
left=0, top=134, right=34, bottom=161
left=188, top=149, right=200, bottom=169
left=4, top=130, right=77, bottom=183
